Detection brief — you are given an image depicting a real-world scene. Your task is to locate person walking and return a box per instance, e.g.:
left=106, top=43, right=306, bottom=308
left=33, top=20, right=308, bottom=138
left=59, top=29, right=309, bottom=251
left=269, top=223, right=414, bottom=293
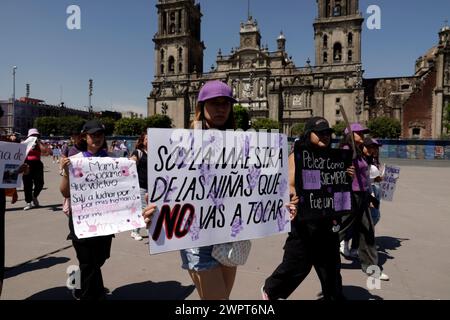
left=23, top=129, right=50, bottom=211
left=60, top=120, right=114, bottom=300
left=262, top=117, right=351, bottom=301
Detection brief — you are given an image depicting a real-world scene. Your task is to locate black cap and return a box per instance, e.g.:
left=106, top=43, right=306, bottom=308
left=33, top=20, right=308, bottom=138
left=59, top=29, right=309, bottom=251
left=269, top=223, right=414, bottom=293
left=82, top=120, right=105, bottom=134
left=304, top=117, right=334, bottom=134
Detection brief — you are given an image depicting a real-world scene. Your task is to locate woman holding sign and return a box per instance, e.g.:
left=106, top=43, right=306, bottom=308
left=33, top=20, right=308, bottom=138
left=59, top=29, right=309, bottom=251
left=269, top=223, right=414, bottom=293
left=143, top=81, right=298, bottom=300
left=60, top=120, right=113, bottom=300
left=262, top=117, right=351, bottom=301
left=339, top=124, right=389, bottom=281
left=181, top=81, right=239, bottom=300
left=22, top=129, right=51, bottom=211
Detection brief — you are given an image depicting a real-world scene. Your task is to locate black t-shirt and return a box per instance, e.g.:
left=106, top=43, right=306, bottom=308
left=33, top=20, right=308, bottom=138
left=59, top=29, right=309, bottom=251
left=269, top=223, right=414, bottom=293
left=132, top=149, right=148, bottom=190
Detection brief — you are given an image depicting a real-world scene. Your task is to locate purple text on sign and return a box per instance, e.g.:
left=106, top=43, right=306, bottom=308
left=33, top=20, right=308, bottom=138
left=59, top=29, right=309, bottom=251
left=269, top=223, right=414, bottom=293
left=302, top=170, right=321, bottom=190
left=334, top=192, right=351, bottom=211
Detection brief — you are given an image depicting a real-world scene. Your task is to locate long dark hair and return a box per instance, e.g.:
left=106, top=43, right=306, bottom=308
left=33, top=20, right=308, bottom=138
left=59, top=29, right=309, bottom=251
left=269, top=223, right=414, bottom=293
left=339, top=133, right=364, bottom=157
left=191, top=100, right=236, bottom=130
left=135, top=132, right=147, bottom=151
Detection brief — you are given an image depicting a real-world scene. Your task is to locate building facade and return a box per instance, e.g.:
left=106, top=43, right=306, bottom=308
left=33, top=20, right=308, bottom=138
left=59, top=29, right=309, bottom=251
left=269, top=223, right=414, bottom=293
left=148, top=0, right=450, bottom=138
left=0, top=97, right=91, bottom=136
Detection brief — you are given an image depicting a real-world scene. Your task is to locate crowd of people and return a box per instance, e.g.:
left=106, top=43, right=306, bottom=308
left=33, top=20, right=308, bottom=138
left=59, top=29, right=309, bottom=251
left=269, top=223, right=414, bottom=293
left=1, top=80, right=390, bottom=300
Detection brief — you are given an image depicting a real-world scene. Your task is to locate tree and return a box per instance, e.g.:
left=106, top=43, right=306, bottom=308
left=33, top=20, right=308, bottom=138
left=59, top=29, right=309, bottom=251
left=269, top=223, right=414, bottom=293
left=251, top=118, right=280, bottom=131
left=290, top=123, right=305, bottom=137
left=114, top=118, right=145, bottom=136
left=233, top=105, right=250, bottom=130
left=367, top=116, right=401, bottom=139
left=34, top=117, right=60, bottom=136
left=58, top=116, right=85, bottom=136
left=332, top=122, right=347, bottom=138
left=98, top=117, right=116, bottom=136
left=144, top=114, right=173, bottom=129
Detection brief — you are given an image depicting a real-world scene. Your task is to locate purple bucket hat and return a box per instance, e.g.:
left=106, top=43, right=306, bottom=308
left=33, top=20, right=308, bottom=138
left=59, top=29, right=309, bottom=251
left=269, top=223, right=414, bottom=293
left=198, top=80, right=237, bottom=103
left=344, top=123, right=370, bottom=135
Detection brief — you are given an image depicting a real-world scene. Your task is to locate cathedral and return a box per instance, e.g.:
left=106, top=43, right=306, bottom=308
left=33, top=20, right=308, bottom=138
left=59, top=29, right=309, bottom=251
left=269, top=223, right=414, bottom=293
left=148, top=0, right=450, bottom=139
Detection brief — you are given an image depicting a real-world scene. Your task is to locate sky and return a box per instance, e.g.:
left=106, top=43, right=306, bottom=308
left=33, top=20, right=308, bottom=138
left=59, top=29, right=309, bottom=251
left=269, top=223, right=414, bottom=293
left=0, top=0, right=449, bottom=115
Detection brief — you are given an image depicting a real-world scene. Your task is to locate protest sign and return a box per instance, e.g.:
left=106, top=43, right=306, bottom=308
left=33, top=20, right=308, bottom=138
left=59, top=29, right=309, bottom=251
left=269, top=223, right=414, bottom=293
left=147, top=128, right=290, bottom=254
left=380, top=165, right=400, bottom=201
left=69, top=157, right=145, bottom=239
left=0, top=141, right=27, bottom=188
left=294, top=143, right=353, bottom=221
left=21, top=136, right=37, bottom=155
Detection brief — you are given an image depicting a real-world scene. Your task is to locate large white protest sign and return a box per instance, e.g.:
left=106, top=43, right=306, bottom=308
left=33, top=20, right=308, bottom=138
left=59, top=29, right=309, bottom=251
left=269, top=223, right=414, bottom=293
left=380, top=165, right=400, bottom=201
left=147, top=128, right=291, bottom=254
left=69, top=157, right=145, bottom=239
left=0, top=141, right=27, bottom=188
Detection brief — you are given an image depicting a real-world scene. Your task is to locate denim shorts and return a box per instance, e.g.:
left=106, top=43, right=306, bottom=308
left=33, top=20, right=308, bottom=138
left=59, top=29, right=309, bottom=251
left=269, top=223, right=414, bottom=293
left=180, top=245, right=220, bottom=271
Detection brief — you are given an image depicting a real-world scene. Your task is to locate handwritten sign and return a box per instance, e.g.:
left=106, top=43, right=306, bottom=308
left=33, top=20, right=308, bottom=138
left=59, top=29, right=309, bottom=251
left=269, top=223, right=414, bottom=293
left=294, top=143, right=353, bottom=220
left=147, top=128, right=290, bottom=254
left=380, top=165, right=400, bottom=201
left=69, top=157, right=145, bottom=239
left=0, top=141, right=27, bottom=188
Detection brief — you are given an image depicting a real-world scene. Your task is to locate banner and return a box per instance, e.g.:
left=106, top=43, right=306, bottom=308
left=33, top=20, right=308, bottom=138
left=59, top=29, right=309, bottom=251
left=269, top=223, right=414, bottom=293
left=295, top=144, right=353, bottom=220
left=69, top=157, right=145, bottom=239
left=380, top=165, right=401, bottom=201
left=147, top=128, right=290, bottom=254
left=0, top=141, right=27, bottom=188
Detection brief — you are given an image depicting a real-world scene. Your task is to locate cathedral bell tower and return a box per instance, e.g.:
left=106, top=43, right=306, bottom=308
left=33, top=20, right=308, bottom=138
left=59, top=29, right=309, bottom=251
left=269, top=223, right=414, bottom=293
left=153, top=0, right=204, bottom=77
left=314, top=0, right=364, bottom=66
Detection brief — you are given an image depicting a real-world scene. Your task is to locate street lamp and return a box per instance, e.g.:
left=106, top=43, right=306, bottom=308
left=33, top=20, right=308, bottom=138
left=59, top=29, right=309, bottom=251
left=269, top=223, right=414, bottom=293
left=12, top=66, right=17, bottom=103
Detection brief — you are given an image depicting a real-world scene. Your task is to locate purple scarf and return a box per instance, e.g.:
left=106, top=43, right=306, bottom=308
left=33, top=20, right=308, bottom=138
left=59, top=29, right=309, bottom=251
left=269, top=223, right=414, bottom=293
left=82, top=149, right=109, bottom=158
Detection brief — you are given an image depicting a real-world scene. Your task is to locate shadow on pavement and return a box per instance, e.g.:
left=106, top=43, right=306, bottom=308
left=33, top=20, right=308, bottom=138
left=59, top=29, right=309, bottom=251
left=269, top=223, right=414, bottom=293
left=341, top=236, right=409, bottom=269
left=5, top=256, right=71, bottom=279
left=26, top=287, right=73, bottom=300
left=110, top=280, right=196, bottom=300
left=25, top=281, right=195, bottom=300
left=343, top=285, right=383, bottom=300
left=5, top=203, right=62, bottom=212
left=377, top=236, right=409, bottom=267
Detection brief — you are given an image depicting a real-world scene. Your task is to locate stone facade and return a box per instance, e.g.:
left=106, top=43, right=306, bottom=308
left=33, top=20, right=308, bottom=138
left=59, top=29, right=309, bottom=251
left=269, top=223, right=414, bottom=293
left=365, top=26, right=450, bottom=139
left=148, top=0, right=450, bottom=138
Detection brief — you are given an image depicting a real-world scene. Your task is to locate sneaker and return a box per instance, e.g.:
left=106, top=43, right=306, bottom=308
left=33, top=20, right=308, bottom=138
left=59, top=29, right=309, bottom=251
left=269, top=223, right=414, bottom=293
left=366, top=270, right=390, bottom=281
left=379, top=272, right=390, bottom=281
left=32, top=197, right=40, bottom=207
left=349, top=249, right=359, bottom=258
left=261, top=286, right=269, bottom=301
left=340, top=241, right=351, bottom=257
left=130, top=231, right=143, bottom=241
left=24, top=203, right=34, bottom=211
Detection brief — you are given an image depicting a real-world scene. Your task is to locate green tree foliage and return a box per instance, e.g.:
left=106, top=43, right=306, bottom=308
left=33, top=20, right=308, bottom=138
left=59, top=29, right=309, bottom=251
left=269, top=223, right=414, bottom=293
left=143, top=114, right=173, bottom=129
left=233, top=105, right=250, bottom=130
left=59, top=116, right=85, bottom=136
left=34, top=117, right=61, bottom=136
left=290, top=123, right=305, bottom=137
left=97, top=117, right=116, bottom=136
left=251, top=118, right=280, bottom=131
left=367, top=116, right=401, bottom=139
left=332, top=122, right=347, bottom=138
left=114, top=118, right=145, bottom=136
